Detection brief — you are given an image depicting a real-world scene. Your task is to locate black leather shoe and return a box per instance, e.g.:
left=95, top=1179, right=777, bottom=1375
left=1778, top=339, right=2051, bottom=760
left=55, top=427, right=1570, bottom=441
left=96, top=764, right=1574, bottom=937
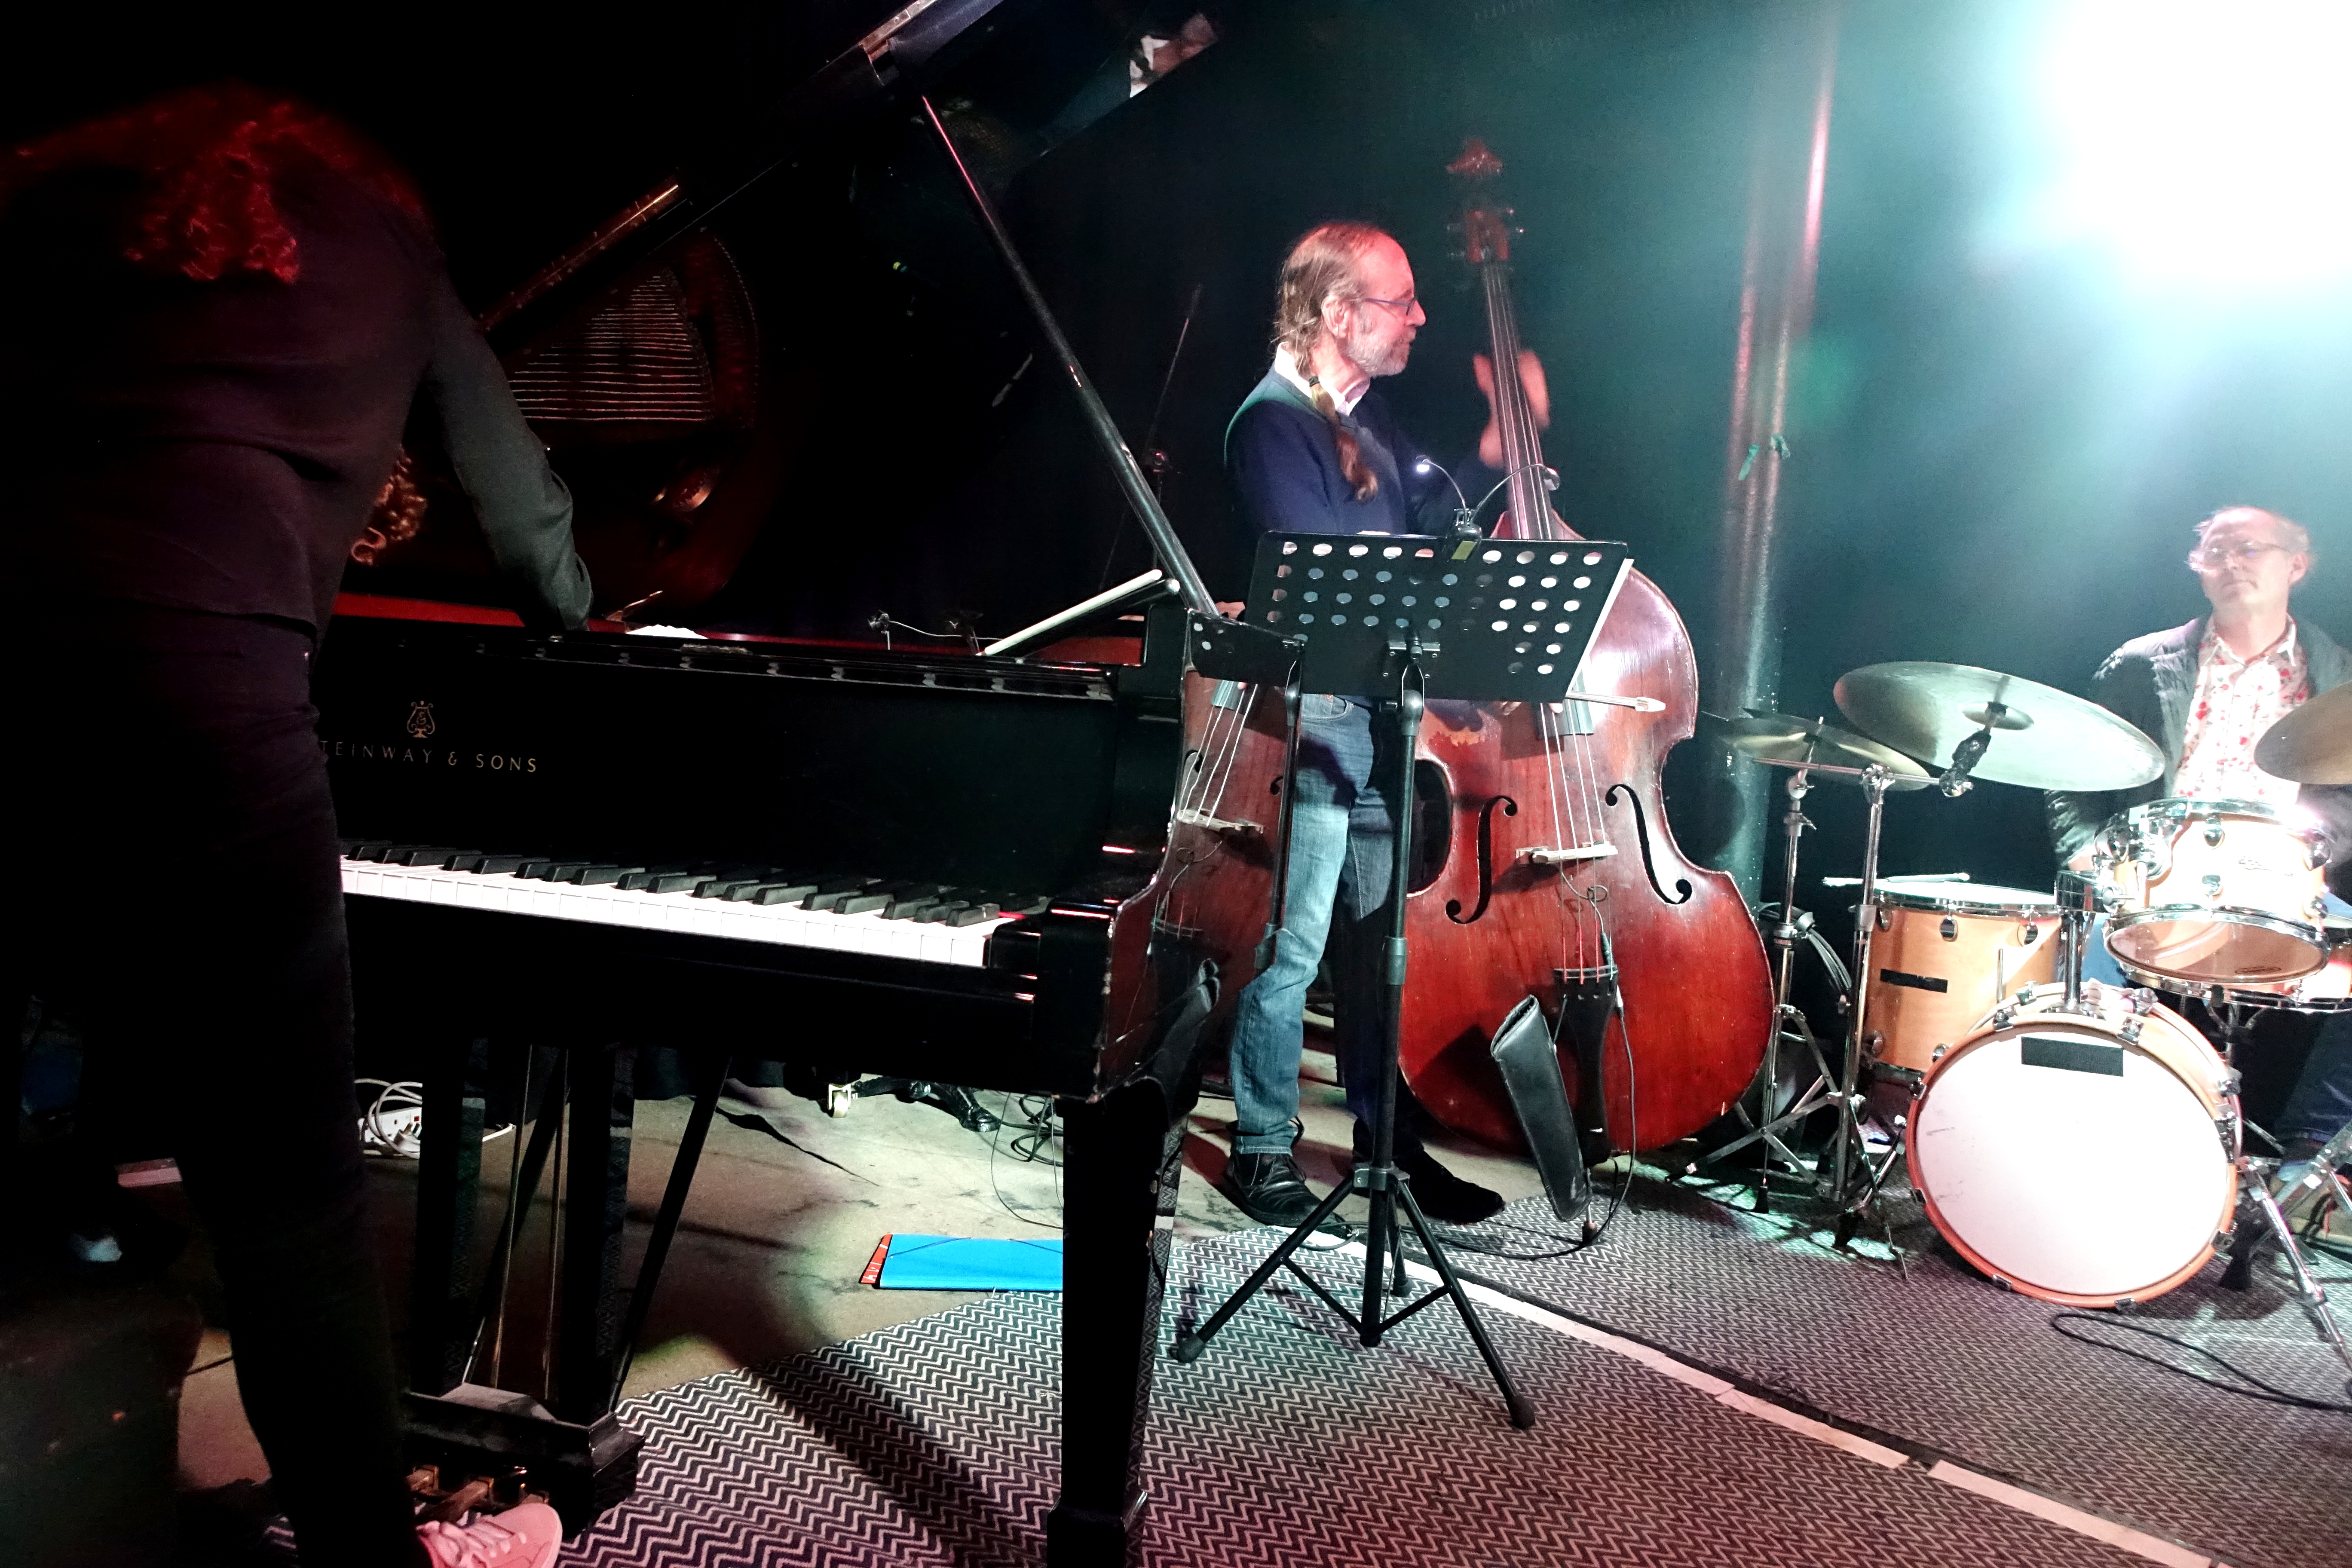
left=1393, top=1146, right=1506, bottom=1225
left=1224, top=1152, right=1320, bottom=1227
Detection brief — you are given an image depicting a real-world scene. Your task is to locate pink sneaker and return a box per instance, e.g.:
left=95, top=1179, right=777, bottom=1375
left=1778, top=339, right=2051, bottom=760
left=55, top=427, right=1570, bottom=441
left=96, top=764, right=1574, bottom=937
left=416, top=1502, right=564, bottom=1568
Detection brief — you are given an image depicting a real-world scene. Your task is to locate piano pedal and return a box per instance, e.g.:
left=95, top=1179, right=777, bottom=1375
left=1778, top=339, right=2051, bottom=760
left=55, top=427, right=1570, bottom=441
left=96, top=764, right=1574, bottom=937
left=405, top=1464, right=550, bottom=1525
left=823, top=1080, right=857, bottom=1118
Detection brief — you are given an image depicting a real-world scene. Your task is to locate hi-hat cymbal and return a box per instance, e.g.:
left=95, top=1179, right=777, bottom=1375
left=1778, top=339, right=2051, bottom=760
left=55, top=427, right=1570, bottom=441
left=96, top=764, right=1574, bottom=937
left=1700, top=710, right=1931, bottom=788
left=1833, top=663, right=2164, bottom=793
left=2256, top=682, right=2352, bottom=784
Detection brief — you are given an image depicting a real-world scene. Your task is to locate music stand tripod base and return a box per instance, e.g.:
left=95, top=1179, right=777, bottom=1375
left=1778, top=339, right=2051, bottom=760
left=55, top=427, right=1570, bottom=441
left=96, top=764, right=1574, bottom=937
left=1177, top=533, right=1634, bottom=1432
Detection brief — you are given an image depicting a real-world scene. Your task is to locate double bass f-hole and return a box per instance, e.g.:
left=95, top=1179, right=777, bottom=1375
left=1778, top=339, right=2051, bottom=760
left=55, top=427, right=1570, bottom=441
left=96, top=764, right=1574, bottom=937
left=1446, top=794, right=1517, bottom=925
left=1604, top=782, right=1692, bottom=905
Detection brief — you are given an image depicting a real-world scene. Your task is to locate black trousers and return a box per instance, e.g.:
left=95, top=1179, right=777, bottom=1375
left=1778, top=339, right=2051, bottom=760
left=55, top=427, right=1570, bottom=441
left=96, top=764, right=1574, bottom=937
left=8, top=602, right=423, bottom=1568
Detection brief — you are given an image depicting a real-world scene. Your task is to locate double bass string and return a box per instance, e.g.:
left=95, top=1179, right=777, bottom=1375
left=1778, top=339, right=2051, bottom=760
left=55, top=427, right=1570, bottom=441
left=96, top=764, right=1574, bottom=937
left=1481, top=250, right=1614, bottom=977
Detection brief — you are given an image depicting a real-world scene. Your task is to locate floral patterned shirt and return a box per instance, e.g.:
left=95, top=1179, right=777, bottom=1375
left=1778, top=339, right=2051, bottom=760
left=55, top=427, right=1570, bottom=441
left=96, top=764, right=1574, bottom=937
left=2173, top=619, right=2309, bottom=807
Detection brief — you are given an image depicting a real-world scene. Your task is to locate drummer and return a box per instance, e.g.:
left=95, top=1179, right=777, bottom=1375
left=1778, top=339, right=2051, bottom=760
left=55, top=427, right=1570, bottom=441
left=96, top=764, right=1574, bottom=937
left=2046, top=504, right=2352, bottom=1173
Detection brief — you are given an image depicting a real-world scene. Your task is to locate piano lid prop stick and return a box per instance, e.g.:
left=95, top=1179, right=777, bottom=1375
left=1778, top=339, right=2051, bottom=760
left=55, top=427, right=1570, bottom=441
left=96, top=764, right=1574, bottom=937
left=984, top=569, right=1173, bottom=657
left=920, top=95, right=1219, bottom=619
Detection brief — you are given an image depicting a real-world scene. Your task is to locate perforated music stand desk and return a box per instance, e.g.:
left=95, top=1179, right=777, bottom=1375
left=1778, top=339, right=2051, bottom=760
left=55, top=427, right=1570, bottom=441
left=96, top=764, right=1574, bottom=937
left=1176, top=531, right=1632, bottom=1430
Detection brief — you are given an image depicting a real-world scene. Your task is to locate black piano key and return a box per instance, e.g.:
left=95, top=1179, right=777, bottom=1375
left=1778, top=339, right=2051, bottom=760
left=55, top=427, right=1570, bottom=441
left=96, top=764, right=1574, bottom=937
left=837, top=893, right=894, bottom=915
left=883, top=887, right=954, bottom=918
left=745, top=882, right=820, bottom=905
left=468, top=854, right=530, bottom=875
left=695, top=876, right=771, bottom=899
left=573, top=865, right=641, bottom=886
left=346, top=842, right=392, bottom=861
left=391, top=846, right=469, bottom=867
left=511, top=858, right=557, bottom=878
left=946, top=903, right=1002, bottom=927
left=644, top=872, right=714, bottom=894
left=1006, top=896, right=1052, bottom=916
left=533, top=861, right=598, bottom=882
left=616, top=864, right=695, bottom=889
left=803, top=877, right=885, bottom=913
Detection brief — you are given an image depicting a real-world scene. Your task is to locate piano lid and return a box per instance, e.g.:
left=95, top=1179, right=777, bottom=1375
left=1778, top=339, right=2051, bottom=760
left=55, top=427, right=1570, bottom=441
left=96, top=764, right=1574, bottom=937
left=337, top=0, right=1229, bottom=628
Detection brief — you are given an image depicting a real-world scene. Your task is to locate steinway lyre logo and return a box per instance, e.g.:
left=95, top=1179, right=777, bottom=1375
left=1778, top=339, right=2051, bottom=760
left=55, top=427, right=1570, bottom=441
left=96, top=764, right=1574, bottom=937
left=405, top=700, right=437, bottom=740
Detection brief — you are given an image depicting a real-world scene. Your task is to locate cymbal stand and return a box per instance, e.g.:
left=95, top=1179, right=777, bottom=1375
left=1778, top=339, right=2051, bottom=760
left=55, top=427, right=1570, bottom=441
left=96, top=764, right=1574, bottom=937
left=1698, top=757, right=1894, bottom=1229
left=1698, top=753, right=1850, bottom=1210
left=1826, top=764, right=1897, bottom=1220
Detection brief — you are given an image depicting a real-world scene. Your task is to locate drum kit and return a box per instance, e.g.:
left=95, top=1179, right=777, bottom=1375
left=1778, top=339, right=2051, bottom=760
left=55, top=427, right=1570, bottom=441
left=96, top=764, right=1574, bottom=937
left=1704, top=661, right=2352, bottom=1372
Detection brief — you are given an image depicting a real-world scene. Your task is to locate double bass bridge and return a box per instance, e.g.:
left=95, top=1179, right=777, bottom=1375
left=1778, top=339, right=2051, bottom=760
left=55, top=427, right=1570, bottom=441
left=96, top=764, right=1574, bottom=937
left=1520, top=843, right=1617, bottom=865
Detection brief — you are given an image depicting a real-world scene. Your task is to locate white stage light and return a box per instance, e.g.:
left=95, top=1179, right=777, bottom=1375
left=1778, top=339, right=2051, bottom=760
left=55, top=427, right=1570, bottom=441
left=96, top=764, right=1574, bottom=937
left=2030, top=0, right=2352, bottom=291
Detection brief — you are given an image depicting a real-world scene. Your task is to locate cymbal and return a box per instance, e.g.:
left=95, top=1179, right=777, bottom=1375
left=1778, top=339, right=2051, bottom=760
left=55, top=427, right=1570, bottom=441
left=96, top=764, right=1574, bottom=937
left=2256, top=682, right=2352, bottom=784
left=1700, top=710, right=1932, bottom=788
left=1832, top=662, right=2164, bottom=793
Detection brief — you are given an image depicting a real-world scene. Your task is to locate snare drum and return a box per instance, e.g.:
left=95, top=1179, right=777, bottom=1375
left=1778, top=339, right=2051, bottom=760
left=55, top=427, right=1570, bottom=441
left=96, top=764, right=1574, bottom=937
left=2094, top=798, right=2328, bottom=984
left=1908, top=986, right=2239, bottom=1308
left=1861, top=880, right=2058, bottom=1075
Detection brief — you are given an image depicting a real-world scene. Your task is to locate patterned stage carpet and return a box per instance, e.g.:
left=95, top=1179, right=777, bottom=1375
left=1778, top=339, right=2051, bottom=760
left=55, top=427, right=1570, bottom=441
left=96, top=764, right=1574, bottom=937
left=1437, top=1173, right=2352, bottom=1568
left=541, top=1201, right=2310, bottom=1568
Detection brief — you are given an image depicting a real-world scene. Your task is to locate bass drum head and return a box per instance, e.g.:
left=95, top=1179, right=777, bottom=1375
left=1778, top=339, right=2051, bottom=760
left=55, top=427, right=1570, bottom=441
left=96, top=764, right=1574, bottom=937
left=1907, top=1005, right=2236, bottom=1307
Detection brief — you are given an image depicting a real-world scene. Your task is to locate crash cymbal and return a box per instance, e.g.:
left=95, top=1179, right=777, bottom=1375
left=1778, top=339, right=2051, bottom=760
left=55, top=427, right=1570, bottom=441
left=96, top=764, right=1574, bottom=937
left=1700, top=710, right=1932, bottom=787
left=2256, top=681, right=2352, bottom=784
left=1833, top=662, right=2164, bottom=794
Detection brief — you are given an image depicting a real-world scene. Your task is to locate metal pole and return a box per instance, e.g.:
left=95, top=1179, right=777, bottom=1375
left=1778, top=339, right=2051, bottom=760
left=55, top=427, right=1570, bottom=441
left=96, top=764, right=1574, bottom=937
left=920, top=96, right=1219, bottom=619
left=1700, top=1, right=1841, bottom=897
left=1832, top=766, right=1888, bottom=1203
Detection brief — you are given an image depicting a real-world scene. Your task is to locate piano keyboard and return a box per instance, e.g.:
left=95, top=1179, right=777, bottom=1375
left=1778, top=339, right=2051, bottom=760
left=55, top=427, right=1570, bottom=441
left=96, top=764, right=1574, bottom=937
left=337, top=845, right=1033, bottom=968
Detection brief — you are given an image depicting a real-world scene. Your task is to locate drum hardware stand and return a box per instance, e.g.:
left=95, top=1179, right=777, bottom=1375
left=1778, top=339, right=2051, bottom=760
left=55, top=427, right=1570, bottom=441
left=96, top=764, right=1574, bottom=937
left=1698, top=754, right=1854, bottom=1211
left=1696, top=756, right=1900, bottom=1240
left=2218, top=1115, right=2352, bottom=1380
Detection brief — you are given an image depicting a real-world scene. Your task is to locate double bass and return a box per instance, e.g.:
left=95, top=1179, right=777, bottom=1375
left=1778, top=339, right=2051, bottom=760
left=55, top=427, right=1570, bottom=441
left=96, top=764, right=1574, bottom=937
left=1133, top=141, right=1772, bottom=1162
left=1395, top=140, right=1773, bottom=1155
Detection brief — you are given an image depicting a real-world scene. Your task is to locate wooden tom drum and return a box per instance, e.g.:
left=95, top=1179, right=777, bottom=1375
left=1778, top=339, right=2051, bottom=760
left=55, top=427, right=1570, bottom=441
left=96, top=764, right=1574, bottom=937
left=1861, top=880, right=2058, bottom=1075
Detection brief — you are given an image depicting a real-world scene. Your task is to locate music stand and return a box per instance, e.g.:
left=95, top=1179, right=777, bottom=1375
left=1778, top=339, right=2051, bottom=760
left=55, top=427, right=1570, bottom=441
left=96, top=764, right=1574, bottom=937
left=1174, top=532, right=1632, bottom=1429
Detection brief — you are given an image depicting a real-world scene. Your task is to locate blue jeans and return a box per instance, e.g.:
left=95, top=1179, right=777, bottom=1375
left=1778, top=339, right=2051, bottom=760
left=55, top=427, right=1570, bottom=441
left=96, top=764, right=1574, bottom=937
left=1227, top=695, right=1408, bottom=1156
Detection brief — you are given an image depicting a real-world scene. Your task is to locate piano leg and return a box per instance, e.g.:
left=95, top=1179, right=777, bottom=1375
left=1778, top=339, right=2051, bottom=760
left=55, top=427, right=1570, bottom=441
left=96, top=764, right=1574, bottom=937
left=1048, top=1082, right=1181, bottom=1568
left=555, top=1043, right=636, bottom=1425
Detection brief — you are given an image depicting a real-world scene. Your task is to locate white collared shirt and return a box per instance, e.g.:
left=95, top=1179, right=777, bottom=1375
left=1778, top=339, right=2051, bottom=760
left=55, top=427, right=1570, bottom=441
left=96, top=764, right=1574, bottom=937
left=1274, top=345, right=1366, bottom=416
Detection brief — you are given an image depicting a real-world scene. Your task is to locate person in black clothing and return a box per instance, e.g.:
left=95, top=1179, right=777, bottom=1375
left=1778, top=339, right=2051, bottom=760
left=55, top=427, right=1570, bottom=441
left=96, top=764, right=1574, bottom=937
left=1217, top=220, right=1547, bottom=1227
left=0, top=84, right=585, bottom=1568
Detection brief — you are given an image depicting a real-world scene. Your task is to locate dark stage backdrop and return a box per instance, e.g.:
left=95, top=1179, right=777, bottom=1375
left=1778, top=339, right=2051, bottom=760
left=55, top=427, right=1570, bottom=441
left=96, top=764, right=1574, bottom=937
left=14, top=0, right=2352, bottom=974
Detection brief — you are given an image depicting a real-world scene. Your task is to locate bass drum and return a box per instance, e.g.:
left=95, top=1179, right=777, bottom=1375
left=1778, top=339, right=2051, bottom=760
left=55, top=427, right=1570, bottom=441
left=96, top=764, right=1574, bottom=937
left=1907, top=986, right=2238, bottom=1308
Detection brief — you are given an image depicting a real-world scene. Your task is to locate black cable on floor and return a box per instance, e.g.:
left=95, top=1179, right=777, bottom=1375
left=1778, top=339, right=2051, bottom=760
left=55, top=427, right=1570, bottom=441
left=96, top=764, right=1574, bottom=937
left=984, top=1090, right=1062, bottom=1230
left=2048, top=1312, right=2352, bottom=1413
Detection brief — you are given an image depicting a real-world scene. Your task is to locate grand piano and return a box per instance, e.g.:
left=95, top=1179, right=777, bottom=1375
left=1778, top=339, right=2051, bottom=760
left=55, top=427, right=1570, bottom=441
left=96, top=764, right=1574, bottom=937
left=319, top=6, right=1265, bottom=1564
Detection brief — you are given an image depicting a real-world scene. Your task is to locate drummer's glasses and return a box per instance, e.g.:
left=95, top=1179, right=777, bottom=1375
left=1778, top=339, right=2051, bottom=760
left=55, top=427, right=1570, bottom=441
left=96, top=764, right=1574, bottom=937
left=2190, top=540, right=2295, bottom=570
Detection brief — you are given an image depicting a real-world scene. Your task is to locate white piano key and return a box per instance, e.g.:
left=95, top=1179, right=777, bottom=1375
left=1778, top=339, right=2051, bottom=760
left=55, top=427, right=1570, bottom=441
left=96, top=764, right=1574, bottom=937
left=338, top=857, right=1008, bottom=968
